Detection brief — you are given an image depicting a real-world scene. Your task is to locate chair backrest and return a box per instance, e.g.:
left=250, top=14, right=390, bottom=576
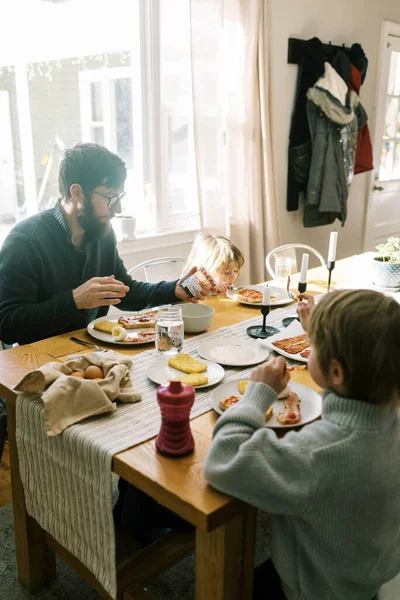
left=265, top=244, right=326, bottom=280
left=128, top=257, right=186, bottom=283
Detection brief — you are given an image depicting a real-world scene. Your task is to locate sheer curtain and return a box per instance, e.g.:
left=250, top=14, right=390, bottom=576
left=190, top=0, right=278, bottom=283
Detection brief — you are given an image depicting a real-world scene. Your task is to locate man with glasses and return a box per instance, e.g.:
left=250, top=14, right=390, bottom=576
left=0, top=143, right=209, bottom=346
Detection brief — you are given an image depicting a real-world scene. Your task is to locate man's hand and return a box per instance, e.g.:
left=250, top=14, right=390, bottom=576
left=174, top=266, right=228, bottom=303
left=296, top=293, right=315, bottom=332
left=73, top=276, right=130, bottom=310
left=250, top=357, right=290, bottom=395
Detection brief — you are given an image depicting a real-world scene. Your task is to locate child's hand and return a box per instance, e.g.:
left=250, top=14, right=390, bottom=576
left=296, top=293, right=315, bottom=332
left=250, top=357, right=290, bottom=395
left=214, top=281, right=229, bottom=295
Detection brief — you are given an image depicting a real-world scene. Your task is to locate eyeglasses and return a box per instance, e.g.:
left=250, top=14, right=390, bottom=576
left=94, top=190, right=126, bottom=208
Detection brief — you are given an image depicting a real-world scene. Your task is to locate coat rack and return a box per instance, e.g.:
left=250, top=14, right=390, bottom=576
left=287, top=37, right=350, bottom=65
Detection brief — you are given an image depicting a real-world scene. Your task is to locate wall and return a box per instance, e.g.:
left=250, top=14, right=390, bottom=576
left=269, top=0, right=400, bottom=260
left=0, top=69, right=24, bottom=207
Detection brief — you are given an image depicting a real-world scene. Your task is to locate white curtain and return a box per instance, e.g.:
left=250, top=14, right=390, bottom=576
left=190, top=0, right=279, bottom=283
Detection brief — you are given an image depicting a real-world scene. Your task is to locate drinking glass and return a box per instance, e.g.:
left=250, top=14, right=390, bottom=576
left=155, top=306, right=184, bottom=356
left=275, top=256, right=292, bottom=284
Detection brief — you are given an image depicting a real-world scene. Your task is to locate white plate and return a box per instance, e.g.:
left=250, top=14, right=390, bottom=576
left=261, top=320, right=309, bottom=363
left=210, top=381, right=322, bottom=428
left=227, top=284, right=294, bottom=307
left=88, top=314, right=156, bottom=346
left=198, top=336, right=270, bottom=366
left=147, top=357, right=224, bottom=389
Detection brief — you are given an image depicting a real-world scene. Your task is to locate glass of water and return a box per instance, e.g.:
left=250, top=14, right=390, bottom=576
left=155, top=306, right=184, bottom=356
left=275, top=256, right=292, bottom=284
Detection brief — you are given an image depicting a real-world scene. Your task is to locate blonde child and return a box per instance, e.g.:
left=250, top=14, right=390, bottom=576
left=183, top=232, right=244, bottom=287
left=204, top=289, right=400, bottom=600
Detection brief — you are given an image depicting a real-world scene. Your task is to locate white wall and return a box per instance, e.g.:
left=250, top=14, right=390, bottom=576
left=269, top=0, right=400, bottom=260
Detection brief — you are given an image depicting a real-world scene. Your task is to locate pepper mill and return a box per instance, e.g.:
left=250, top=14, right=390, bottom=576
left=155, top=380, right=195, bottom=457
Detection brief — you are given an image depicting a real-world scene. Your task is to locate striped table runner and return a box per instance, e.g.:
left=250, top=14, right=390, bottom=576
left=16, top=304, right=297, bottom=599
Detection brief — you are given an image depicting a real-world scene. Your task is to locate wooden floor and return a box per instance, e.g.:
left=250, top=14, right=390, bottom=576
left=0, top=444, right=12, bottom=507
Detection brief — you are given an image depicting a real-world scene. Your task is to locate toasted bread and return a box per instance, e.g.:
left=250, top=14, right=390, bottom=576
left=93, top=320, right=116, bottom=334
left=170, top=373, right=208, bottom=387
left=168, top=354, right=207, bottom=374
left=238, top=379, right=250, bottom=394
left=265, top=406, right=273, bottom=421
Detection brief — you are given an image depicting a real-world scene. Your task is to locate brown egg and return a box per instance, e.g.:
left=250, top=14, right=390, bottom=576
left=85, top=365, right=104, bottom=380
left=70, top=371, right=85, bottom=379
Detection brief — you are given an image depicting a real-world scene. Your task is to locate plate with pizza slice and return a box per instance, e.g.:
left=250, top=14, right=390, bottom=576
left=210, top=380, right=322, bottom=428
left=262, top=320, right=310, bottom=363
left=88, top=313, right=157, bottom=346
left=226, top=284, right=294, bottom=307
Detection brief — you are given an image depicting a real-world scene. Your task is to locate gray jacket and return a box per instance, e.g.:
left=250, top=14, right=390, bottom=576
left=304, top=62, right=363, bottom=228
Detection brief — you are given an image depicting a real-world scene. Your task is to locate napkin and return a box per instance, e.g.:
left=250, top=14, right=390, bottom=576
left=15, top=351, right=141, bottom=436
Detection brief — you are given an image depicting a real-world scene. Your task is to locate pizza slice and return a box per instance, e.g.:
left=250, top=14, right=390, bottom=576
left=219, top=394, right=273, bottom=421
left=277, top=391, right=301, bottom=425
left=124, top=329, right=156, bottom=343
left=219, top=395, right=241, bottom=411
left=300, top=348, right=311, bottom=359
left=234, top=288, right=263, bottom=303
left=272, top=333, right=308, bottom=351
left=118, top=311, right=157, bottom=329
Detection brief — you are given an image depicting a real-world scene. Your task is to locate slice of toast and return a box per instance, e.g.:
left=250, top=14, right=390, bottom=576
left=93, top=320, right=116, bottom=334
left=170, top=373, right=208, bottom=387
left=238, top=379, right=250, bottom=394
left=265, top=406, right=273, bottom=421
left=168, top=354, right=207, bottom=374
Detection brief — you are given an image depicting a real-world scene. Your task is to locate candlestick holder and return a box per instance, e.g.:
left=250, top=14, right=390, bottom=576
left=327, top=260, right=335, bottom=292
left=298, top=281, right=307, bottom=294
left=247, top=304, right=280, bottom=339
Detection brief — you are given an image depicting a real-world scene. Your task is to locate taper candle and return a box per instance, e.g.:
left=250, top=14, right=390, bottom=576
left=262, top=285, right=270, bottom=306
left=328, top=232, right=338, bottom=263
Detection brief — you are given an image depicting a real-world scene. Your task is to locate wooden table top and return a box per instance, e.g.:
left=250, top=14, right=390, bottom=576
left=0, top=254, right=366, bottom=529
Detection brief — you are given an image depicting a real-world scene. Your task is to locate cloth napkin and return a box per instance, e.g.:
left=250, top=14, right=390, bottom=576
left=14, top=351, right=141, bottom=436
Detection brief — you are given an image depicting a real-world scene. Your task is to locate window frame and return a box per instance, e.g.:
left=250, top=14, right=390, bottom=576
left=78, top=0, right=199, bottom=235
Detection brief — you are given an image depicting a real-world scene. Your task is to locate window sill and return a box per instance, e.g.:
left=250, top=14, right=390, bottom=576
left=117, top=229, right=198, bottom=255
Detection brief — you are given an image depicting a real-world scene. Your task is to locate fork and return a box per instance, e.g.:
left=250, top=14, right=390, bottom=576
left=69, top=337, right=107, bottom=353
left=286, top=276, right=298, bottom=302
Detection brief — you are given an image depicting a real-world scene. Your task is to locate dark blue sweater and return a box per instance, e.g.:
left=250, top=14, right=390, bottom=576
left=0, top=207, right=178, bottom=345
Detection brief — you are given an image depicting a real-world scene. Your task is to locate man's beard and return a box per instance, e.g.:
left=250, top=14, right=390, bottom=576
left=77, top=196, right=111, bottom=238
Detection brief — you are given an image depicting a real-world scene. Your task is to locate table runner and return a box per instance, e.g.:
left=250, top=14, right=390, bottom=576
left=16, top=304, right=297, bottom=599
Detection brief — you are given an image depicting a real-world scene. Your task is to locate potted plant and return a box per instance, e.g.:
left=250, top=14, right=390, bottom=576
left=373, top=237, right=400, bottom=288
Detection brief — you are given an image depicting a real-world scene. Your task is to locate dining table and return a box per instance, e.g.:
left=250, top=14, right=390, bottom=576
left=0, top=253, right=377, bottom=600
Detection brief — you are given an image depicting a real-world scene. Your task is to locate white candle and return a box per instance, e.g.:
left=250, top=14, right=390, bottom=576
left=328, top=232, right=338, bottom=263
left=262, top=285, right=270, bottom=306
left=299, top=253, right=309, bottom=284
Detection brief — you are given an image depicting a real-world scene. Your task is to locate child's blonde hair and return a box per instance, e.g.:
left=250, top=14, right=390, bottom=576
left=183, top=233, right=244, bottom=278
left=308, top=289, right=400, bottom=407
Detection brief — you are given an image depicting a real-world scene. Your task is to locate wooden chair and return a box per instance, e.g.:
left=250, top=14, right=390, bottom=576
left=265, top=244, right=326, bottom=280
left=128, top=258, right=186, bottom=283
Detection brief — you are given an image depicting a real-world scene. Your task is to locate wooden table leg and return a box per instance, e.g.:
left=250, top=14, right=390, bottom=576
left=7, top=400, right=56, bottom=591
left=195, top=505, right=257, bottom=600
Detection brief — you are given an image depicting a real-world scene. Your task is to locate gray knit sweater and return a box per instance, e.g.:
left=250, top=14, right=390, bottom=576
left=204, top=382, right=400, bottom=600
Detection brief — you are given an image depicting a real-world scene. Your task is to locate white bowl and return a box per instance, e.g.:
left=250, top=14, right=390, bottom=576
left=180, top=303, right=215, bottom=333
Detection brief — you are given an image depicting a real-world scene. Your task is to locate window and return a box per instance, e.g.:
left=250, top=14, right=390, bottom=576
left=0, top=0, right=200, bottom=243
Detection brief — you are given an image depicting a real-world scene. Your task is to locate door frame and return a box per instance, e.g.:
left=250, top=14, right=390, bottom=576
left=363, top=20, right=400, bottom=250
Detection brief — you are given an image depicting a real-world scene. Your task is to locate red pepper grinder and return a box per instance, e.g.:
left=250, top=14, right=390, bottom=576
left=155, top=380, right=195, bottom=457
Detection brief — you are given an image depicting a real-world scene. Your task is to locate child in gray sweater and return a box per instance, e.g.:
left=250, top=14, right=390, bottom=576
left=204, top=289, right=400, bottom=600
